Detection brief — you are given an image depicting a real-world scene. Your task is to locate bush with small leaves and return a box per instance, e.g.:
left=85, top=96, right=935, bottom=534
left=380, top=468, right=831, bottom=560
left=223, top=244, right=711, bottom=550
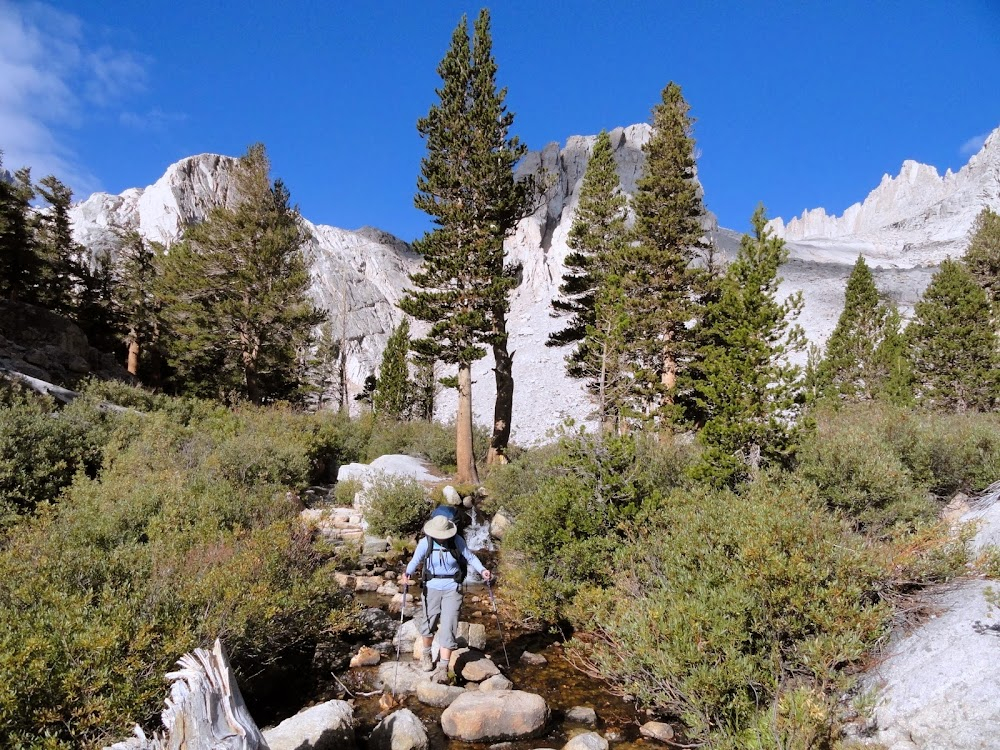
left=362, top=471, right=432, bottom=538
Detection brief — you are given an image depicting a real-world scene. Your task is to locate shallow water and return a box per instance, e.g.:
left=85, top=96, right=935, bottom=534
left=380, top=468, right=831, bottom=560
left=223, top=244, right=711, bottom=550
left=335, top=583, right=670, bottom=750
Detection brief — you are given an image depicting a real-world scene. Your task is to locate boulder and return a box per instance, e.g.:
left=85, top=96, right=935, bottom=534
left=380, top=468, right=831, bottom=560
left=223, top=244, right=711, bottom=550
left=479, top=674, right=513, bottom=692
left=563, top=732, right=608, bottom=750
left=369, top=708, right=428, bottom=750
left=349, top=646, right=381, bottom=667
left=263, top=700, right=355, bottom=750
left=415, top=679, right=466, bottom=708
left=861, top=578, right=1000, bottom=749
left=440, top=690, right=549, bottom=742
left=397, top=619, right=421, bottom=654
left=490, top=508, right=514, bottom=540
left=639, top=722, right=675, bottom=743
left=520, top=650, right=547, bottom=666
left=468, top=623, right=487, bottom=650
left=443, top=485, right=462, bottom=506
left=565, top=706, right=598, bottom=726
left=450, top=649, right=500, bottom=682
left=376, top=662, right=428, bottom=695
left=355, top=575, right=383, bottom=592
left=357, top=607, right=398, bottom=640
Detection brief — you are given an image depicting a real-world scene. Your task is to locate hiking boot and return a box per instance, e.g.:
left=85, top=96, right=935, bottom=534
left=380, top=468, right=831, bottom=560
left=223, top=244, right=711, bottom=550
left=430, top=664, right=451, bottom=684
left=418, top=647, right=435, bottom=672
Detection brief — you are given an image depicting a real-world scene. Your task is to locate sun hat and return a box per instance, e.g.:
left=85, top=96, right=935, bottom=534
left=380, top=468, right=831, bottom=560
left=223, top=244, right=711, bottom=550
left=423, top=514, right=458, bottom=540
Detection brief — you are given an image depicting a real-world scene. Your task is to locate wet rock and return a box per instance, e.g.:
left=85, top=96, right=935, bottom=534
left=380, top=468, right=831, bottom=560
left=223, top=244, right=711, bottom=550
left=472, top=610, right=484, bottom=618
left=565, top=706, right=598, bottom=726
left=350, top=646, right=381, bottom=667
left=262, top=699, right=354, bottom=750
left=563, top=732, right=608, bottom=750
left=490, top=508, right=514, bottom=540
left=356, top=575, right=383, bottom=592
left=441, top=690, right=549, bottom=742
left=479, top=674, right=513, bottom=691
left=604, top=729, right=625, bottom=743
left=376, top=662, right=427, bottom=695
left=333, top=572, right=355, bottom=588
left=520, top=650, right=547, bottom=666
left=369, top=708, right=428, bottom=750
left=384, top=570, right=397, bottom=580
left=378, top=581, right=401, bottom=596
left=639, top=722, right=675, bottom=743
left=416, top=679, right=465, bottom=708
left=468, top=623, right=487, bottom=649
left=450, top=649, right=500, bottom=682
left=357, top=608, right=398, bottom=640
left=489, top=743, right=514, bottom=750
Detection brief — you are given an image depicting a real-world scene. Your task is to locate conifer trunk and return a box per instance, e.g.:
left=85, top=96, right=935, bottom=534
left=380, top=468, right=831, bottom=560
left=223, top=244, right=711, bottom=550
left=456, top=363, right=480, bottom=484
left=487, top=328, right=514, bottom=465
left=127, top=336, right=140, bottom=376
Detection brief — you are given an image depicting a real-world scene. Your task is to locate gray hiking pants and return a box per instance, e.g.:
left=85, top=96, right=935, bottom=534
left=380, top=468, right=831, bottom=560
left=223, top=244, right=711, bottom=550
left=418, top=585, right=463, bottom=649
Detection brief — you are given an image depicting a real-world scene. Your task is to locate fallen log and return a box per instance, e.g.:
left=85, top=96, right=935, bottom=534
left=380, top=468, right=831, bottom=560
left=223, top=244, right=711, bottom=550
left=104, top=639, right=269, bottom=750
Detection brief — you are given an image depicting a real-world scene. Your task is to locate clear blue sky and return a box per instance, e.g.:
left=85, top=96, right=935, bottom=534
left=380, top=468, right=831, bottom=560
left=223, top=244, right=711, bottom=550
left=2, top=0, right=998, bottom=241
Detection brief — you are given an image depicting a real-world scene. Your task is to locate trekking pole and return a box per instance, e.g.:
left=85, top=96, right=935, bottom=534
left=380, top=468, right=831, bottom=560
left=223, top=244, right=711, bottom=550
left=392, top=580, right=408, bottom=698
left=485, top=577, right=510, bottom=670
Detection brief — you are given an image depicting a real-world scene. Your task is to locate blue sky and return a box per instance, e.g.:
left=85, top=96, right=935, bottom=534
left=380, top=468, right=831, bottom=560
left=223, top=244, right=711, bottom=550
left=2, top=0, right=998, bottom=241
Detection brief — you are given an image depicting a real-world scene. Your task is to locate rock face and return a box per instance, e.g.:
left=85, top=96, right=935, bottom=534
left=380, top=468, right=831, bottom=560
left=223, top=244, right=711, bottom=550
left=66, top=124, right=1000, bottom=444
left=440, top=690, right=550, bottom=742
left=262, top=700, right=355, bottom=750
left=369, top=708, right=429, bottom=750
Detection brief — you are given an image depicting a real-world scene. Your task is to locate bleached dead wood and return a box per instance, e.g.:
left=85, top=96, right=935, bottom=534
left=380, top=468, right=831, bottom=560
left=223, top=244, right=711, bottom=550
left=104, top=639, right=269, bottom=750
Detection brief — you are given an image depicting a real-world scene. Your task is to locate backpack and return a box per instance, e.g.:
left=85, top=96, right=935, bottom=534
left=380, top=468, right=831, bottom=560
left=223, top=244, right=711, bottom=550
left=423, top=506, right=467, bottom=584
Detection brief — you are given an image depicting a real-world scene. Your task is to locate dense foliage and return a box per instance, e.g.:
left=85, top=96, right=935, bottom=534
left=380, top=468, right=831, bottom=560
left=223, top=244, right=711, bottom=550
left=0, top=386, right=354, bottom=748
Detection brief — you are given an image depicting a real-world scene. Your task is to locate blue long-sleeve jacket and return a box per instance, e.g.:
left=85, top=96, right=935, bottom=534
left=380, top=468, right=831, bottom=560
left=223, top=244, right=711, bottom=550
left=406, top=535, right=485, bottom=590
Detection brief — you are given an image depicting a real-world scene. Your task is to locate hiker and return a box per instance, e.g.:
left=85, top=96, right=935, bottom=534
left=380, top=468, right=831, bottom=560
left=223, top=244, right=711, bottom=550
left=400, top=512, right=491, bottom=676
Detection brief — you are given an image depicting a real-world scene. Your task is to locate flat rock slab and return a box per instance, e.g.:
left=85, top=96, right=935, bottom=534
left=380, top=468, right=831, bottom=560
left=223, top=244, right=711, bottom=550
left=520, top=650, right=547, bottom=666
left=639, top=721, right=675, bottom=743
left=441, top=690, right=549, bottom=742
left=479, top=674, right=514, bottom=692
left=563, top=731, right=609, bottom=750
left=376, top=662, right=430, bottom=695
left=863, top=579, right=1000, bottom=750
left=416, top=679, right=466, bottom=708
left=369, top=708, right=429, bottom=750
left=451, top=649, right=501, bottom=682
left=263, top=699, right=354, bottom=750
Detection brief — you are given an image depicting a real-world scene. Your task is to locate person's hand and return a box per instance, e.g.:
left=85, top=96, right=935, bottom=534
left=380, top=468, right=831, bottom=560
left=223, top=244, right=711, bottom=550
left=481, top=569, right=492, bottom=582
left=400, top=573, right=412, bottom=585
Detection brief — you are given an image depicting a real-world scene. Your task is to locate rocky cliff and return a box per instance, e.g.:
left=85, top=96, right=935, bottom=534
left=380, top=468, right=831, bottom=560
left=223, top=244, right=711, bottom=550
left=67, top=123, right=1000, bottom=444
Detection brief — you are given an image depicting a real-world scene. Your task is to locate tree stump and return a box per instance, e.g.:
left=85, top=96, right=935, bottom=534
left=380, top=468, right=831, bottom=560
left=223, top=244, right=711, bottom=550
left=104, top=639, right=268, bottom=750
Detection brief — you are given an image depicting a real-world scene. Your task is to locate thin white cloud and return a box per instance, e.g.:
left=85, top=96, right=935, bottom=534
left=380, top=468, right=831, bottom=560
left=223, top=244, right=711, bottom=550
left=0, top=1, right=149, bottom=194
left=959, top=133, right=989, bottom=157
left=120, top=106, right=187, bottom=133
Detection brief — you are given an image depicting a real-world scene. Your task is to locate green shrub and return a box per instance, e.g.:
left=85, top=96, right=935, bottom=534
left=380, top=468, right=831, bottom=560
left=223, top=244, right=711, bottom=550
left=363, top=472, right=431, bottom=537
left=0, top=398, right=354, bottom=748
left=334, top=477, right=362, bottom=506
left=566, top=475, right=891, bottom=749
left=497, top=429, right=697, bottom=622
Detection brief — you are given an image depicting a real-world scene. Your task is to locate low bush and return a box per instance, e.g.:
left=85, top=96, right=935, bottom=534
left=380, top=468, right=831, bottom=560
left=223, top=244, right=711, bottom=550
left=0, top=398, right=354, bottom=748
left=363, top=471, right=431, bottom=537
left=565, top=475, right=892, bottom=749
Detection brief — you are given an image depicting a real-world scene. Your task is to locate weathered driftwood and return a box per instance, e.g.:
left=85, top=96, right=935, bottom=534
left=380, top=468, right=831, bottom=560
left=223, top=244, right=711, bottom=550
left=105, top=639, right=268, bottom=750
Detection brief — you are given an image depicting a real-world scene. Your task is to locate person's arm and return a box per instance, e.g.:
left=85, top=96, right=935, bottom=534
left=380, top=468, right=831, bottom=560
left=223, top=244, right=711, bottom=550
left=457, top=537, right=490, bottom=579
left=402, top=537, right=429, bottom=582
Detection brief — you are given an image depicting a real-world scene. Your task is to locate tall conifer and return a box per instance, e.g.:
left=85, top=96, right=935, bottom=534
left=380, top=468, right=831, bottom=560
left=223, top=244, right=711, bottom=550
left=0, top=160, right=38, bottom=302
left=907, top=258, right=998, bottom=412
left=156, top=144, right=323, bottom=403
left=402, top=9, right=533, bottom=480
left=373, top=319, right=413, bottom=420
left=691, top=206, right=804, bottom=484
left=627, top=82, right=709, bottom=423
left=548, top=129, right=630, bottom=431
left=964, top=207, right=1000, bottom=307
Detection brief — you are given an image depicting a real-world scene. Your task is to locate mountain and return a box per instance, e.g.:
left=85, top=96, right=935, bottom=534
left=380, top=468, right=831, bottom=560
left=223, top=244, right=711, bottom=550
left=67, top=124, right=1000, bottom=444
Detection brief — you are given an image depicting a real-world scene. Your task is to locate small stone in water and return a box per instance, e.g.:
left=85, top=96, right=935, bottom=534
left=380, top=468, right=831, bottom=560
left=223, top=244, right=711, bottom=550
left=489, top=743, right=514, bottom=750
left=565, top=706, right=598, bottom=726
left=639, top=721, right=675, bottom=743
left=519, top=650, right=547, bottom=666
left=384, top=570, right=397, bottom=580
left=472, top=610, right=484, bottom=618
left=350, top=646, right=381, bottom=667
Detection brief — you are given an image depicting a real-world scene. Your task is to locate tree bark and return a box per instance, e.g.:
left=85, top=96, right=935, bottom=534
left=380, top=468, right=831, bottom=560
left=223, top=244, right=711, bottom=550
left=456, top=363, right=480, bottom=484
left=127, top=337, right=140, bottom=377
left=487, top=331, right=514, bottom=466
left=103, top=639, right=267, bottom=750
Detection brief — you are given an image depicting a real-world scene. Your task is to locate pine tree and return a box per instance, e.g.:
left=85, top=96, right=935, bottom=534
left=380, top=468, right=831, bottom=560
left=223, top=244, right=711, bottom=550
left=469, top=9, right=535, bottom=466
left=0, top=159, right=39, bottom=302
left=412, top=352, right=438, bottom=422
left=401, top=10, right=533, bottom=480
left=113, top=229, right=162, bottom=376
left=964, top=207, right=1000, bottom=306
left=907, top=258, right=998, bottom=412
left=156, top=144, right=324, bottom=404
left=872, top=305, right=914, bottom=406
left=373, top=319, right=413, bottom=420
left=691, top=206, right=804, bottom=485
left=33, top=175, right=82, bottom=315
left=548, top=129, right=631, bottom=431
left=626, top=82, right=710, bottom=424
left=308, top=321, right=343, bottom=411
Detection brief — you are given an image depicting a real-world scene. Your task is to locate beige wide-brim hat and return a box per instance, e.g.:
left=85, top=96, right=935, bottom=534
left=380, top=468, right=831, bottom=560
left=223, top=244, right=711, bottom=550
left=423, top=515, right=458, bottom=540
